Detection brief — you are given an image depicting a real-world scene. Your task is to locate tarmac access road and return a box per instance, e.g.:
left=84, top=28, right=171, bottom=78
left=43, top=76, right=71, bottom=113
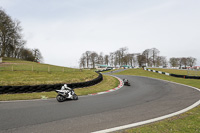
left=0, top=75, right=200, bottom=133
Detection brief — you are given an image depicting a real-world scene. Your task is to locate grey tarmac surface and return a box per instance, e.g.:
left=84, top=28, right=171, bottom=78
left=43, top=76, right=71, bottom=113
left=0, top=75, right=200, bottom=133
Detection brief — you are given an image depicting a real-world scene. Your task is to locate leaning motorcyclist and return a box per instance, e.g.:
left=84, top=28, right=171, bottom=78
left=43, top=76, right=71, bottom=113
left=123, top=79, right=129, bottom=82
left=61, top=84, right=72, bottom=91
left=61, top=84, right=73, bottom=97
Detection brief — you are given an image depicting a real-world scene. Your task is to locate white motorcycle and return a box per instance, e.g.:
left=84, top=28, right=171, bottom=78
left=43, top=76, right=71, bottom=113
left=55, top=84, right=78, bottom=102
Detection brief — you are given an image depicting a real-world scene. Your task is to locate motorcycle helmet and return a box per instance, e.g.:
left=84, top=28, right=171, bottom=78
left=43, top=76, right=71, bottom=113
left=64, top=84, right=68, bottom=88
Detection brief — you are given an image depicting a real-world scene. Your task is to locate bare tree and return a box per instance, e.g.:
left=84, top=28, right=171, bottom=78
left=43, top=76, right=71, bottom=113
left=90, top=52, right=98, bottom=68
left=0, top=8, right=15, bottom=57
left=177, top=58, right=183, bottom=69
left=85, top=51, right=91, bottom=68
left=181, top=57, right=188, bottom=69
left=0, top=8, right=43, bottom=62
left=109, top=52, right=114, bottom=67
left=137, top=54, right=146, bottom=67
left=187, top=57, right=196, bottom=67
left=155, top=56, right=167, bottom=67
left=97, top=52, right=104, bottom=64
left=156, top=56, right=162, bottom=67
left=114, top=50, right=121, bottom=66
left=79, top=48, right=198, bottom=69
left=20, top=48, right=35, bottom=61
left=32, top=48, right=43, bottom=62
left=142, top=49, right=152, bottom=67
left=0, top=9, right=24, bottom=57
left=151, top=48, right=160, bottom=67
left=123, top=54, right=129, bottom=65
left=170, top=57, right=178, bottom=67
left=79, top=53, right=86, bottom=68
left=127, top=53, right=134, bottom=66
left=119, top=47, right=128, bottom=65
left=104, top=54, right=109, bottom=65
left=161, top=56, right=168, bottom=67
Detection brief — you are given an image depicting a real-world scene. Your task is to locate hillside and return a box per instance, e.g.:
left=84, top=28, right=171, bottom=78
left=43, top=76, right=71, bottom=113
left=0, top=57, right=98, bottom=86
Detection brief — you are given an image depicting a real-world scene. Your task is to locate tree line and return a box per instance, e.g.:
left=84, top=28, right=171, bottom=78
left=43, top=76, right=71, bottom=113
left=79, top=47, right=197, bottom=69
left=0, top=8, right=43, bottom=62
left=170, top=57, right=196, bottom=68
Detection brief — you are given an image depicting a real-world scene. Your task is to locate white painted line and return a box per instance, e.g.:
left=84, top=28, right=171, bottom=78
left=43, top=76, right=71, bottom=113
left=92, top=76, right=200, bottom=133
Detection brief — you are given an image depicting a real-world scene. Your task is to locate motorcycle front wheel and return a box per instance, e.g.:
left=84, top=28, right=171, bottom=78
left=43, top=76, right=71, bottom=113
left=56, top=95, right=65, bottom=102
left=73, top=94, right=78, bottom=100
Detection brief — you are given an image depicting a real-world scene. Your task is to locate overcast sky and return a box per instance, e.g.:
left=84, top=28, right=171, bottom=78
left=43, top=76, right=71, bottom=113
left=1, top=0, right=200, bottom=67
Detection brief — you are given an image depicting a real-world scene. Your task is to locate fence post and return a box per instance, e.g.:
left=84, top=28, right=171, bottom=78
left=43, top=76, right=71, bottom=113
left=32, top=66, right=33, bottom=71
left=12, top=65, right=13, bottom=71
left=63, top=67, right=64, bottom=72
left=48, top=66, right=50, bottom=72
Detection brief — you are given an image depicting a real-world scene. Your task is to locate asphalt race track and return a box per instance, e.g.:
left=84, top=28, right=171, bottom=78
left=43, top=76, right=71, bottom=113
left=0, top=75, right=200, bottom=133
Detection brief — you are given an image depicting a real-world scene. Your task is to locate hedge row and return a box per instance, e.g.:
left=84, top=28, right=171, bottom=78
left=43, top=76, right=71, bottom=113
left=145, top=68, right=200, bottom=79
left=0, top=72, right=103, bottom=94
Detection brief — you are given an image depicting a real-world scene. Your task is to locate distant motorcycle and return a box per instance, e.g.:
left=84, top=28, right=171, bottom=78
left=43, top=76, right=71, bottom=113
left=55, top=84, right=78, bottom=102
left=123, top=79, right=130, bottom=86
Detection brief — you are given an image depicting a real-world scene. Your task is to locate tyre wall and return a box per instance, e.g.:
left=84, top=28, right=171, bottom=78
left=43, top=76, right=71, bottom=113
left=0, top=72, right=103, bottom=94
left=144, top=68, right=200, bottom=79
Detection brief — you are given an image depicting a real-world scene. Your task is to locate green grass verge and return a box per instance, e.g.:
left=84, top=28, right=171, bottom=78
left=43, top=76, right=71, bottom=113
left=115, top=68, right=200, bottom=133
left=0, top=75, right=119, bottom=101
left=74, top=74, right=119, bottom=95
left=120, top=106, right=200, bottom=133
left=0, top=70, right=98, bottom=86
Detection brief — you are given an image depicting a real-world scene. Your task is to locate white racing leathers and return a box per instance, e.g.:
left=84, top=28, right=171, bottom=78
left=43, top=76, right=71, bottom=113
left=55, top=85, right=78, bottom=102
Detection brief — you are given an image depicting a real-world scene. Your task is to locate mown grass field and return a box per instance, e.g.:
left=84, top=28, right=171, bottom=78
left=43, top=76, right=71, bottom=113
left=0, top=57, right=98, bottom=86
left=115, top=68, right=200, bottom=133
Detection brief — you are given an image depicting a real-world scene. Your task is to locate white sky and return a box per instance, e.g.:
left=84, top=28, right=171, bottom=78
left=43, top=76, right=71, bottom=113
left=0, top=0, right=200, bottom=67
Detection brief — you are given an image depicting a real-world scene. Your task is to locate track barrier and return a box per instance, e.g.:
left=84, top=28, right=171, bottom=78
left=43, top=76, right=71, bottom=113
left=0, top=72, right=103, bottom=94
left=144, top=68, right=200, bottom=80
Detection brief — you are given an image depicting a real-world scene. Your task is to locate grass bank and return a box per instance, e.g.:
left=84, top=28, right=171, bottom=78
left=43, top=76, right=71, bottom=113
left=0, top=57, right=98, bottom=86
left=115, top=68, right=200, bottom=133
left=0, top=70, right=98, bottom=86
left=0, top=75, right=119, bottom=101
